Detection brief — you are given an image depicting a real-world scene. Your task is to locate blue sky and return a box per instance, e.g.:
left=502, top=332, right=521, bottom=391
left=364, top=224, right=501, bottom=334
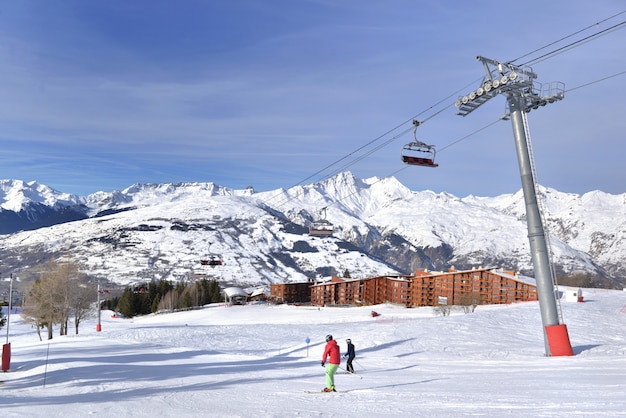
left=0, top=1, right=624, bottom=197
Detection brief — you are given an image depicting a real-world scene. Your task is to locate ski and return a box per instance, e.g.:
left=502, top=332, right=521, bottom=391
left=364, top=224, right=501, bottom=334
left=304, top=390, right=348, bottom=393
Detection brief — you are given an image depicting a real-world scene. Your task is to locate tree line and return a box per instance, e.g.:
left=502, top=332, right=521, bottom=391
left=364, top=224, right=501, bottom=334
left=21, top=260, right=224, bottom=340
left=101, top=277, right=223, bottom=318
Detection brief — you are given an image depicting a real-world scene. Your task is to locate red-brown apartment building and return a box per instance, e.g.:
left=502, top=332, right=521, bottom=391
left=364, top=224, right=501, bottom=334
left=271, top=266, right=538, bottom=307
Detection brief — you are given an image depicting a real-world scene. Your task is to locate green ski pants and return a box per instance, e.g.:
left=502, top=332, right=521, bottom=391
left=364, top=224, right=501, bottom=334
left=325, top=363, right=339, bottom=388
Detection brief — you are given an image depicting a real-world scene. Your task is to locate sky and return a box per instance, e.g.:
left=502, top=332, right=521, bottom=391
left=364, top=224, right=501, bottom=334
left=1, top=288, right=626, bottom=417
left=0, top=1, right=624, bottom=197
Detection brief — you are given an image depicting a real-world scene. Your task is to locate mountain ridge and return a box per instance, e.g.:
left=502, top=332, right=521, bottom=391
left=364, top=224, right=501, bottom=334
left=0, top=173, right=623, bottom=289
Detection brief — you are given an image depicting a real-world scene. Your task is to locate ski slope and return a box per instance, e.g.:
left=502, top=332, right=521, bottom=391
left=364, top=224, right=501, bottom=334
left=2, top=288, right=626, bottom=417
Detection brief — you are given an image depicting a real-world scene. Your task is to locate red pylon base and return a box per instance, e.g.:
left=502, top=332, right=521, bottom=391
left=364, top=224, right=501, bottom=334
left=545, top=324, right=574, bottom=356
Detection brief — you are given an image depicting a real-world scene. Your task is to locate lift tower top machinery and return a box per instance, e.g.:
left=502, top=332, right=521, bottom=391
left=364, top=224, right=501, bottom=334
left=455, top=56, right=573, bottom=357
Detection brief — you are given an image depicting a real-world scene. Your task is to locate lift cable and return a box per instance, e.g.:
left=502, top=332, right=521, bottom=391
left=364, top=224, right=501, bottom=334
left=263, top=13, right=625, bottom=210
left=257, top=65, right=626, bottom=217
left=509, top=10, right=625, bottom=65
left=248, top=12, right=626, bottom=216
left=308, top=13, right=626, bottom=193
left=566, top=69, right=626, bottom=92
left=520, top=20, right=626, bottom=67
left=302, top=66, right=626, bottom=217
left=335, top=12, right=626, bottom=183
left=282, top=78, right=478, bottom=192
left=253, top=78, right=479, bottom=212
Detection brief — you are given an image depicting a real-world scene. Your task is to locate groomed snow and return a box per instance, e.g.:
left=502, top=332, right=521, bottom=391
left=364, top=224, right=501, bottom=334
left=2, top=289, right=626, bottom=417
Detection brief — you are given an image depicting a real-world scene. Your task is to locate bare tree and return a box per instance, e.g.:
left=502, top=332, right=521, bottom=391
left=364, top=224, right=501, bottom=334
left=433, top=303, right=451, bottom=317
left=73, top=281, right=95, bottom=334
left=22, top=260, right=95, bottom=339
left=23, top=272, right=58, bottom=340
left=457, top=292, right=481, bottom=314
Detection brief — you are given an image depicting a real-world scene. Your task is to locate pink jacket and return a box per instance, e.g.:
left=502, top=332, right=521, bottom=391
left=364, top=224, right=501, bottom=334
left=322, top=339, right=341, bottom=365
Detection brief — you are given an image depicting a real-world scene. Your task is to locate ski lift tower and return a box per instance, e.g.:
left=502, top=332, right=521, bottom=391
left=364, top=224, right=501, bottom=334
left=455, top=56, right=573, bottom=357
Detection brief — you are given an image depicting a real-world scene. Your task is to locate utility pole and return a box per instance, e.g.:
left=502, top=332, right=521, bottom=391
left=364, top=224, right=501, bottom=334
left=2, top=273, right=13, bottom=371
left=96, top=280, right=102, bottom=332
left=455, top=56, right=573, bottom=356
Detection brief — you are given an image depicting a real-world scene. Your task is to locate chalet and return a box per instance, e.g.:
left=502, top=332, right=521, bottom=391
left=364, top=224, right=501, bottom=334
left=249, top=286, right=270, bottom=302
left=223, top=287, right=249, bottom=305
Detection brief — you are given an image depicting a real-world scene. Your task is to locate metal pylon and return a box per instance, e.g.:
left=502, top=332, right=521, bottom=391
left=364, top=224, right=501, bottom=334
left=455, top=56, right=572, bottom=356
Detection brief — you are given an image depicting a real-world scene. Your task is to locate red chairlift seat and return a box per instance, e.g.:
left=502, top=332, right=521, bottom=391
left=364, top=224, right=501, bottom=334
left=401, top=120, right=439, bottom=168
left=401, top=141, right=438, bottom=167
left=401, top=154, right=438, bottom=167
left=208, top=259, right=222, bottom=266
left=201, top=257, right=223, bottom=267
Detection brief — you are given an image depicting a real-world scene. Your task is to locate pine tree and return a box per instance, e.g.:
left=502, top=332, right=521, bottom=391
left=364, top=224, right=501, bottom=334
left=0, top=308, right=6, bottom=330
left=208, top=279, right=222, bottom=303
left=117, top=288, right=137, bottom=318
left=151, top=294, right=161, bottom=313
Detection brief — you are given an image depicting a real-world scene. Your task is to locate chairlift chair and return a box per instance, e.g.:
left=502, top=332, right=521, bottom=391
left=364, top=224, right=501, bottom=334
left=401, top=120, right=439, bottom=167
left=401, top=142, right=438, bottom=167
left=309, top=219, right=334, bottom=237
left=200, top=256, right=222, bottom=267
left=309, top=207, right=334, bottom=237
left=201, top=242, right=223, bottom=267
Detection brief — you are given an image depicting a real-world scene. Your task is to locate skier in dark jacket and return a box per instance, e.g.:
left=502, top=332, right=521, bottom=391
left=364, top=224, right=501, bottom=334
left=321, top=334, right=340, bottom=392
left=344, top=338, right=356, bottom=373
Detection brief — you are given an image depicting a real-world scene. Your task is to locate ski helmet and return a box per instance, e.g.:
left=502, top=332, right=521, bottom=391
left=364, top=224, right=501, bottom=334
left=346, top=339, right=351, bottom=344
left=325, top=334, right=333, bottom=342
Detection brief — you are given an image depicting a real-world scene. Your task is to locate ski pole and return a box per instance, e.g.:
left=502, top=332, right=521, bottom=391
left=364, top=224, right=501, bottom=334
left=354, top=359, right=365, bottom=371
left=338, top=365, right=362, bottom=379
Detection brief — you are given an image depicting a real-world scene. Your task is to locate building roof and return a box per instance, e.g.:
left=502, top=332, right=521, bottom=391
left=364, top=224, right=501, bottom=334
left=491, top=269, right=537, bottom=287
left=223, top=287, right=249, bottom=298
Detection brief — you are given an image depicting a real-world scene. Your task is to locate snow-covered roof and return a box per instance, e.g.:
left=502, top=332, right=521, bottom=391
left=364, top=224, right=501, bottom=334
left=493, top=269, right=537, bottom=287
left=250, top=287, right=269, bottom=298
left=223, top=287, right=249, bottom=298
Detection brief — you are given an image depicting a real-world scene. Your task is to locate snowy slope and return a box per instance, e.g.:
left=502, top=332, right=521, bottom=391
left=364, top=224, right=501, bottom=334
left=481, top=186, right=626, bottom=275
left=0, top=179, right=83, bottom=212
left=0, top=173, right=624, bottom=288
left=1, top=288, right=625, bottom=417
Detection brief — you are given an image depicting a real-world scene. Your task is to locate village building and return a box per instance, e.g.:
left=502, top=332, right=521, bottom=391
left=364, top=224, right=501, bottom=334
left=272, top=266, right=539, bottom=308
left=223, top=287, right=249, bottom=305
left=269, top=281, right=313, bottom=304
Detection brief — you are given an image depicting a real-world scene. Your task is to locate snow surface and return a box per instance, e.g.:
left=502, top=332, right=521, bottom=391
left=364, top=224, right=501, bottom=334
left=2, top=289, right=626, bottom=417
left=4, top=172, right=623, bottom=289
left=0, top=180, right=82, bottom=212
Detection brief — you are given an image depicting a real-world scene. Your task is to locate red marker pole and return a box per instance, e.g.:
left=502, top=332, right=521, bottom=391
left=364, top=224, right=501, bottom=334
left=96, top=282, right=102, bottom=332
left=2, top=274, right=13, bottom=372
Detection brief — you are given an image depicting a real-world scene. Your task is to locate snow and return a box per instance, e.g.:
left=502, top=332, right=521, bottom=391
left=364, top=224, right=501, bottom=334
left=1, top=173, right=625, bottom=286
left=2, top=289, right=626, bottom=417
left=0, top=179, right=82, bottom=212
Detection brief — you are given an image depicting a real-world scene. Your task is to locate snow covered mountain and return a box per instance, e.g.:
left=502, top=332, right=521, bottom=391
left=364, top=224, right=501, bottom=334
left=0, top=173, right=623, bottom=289
left=0, top=180, right=87, bottom=233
